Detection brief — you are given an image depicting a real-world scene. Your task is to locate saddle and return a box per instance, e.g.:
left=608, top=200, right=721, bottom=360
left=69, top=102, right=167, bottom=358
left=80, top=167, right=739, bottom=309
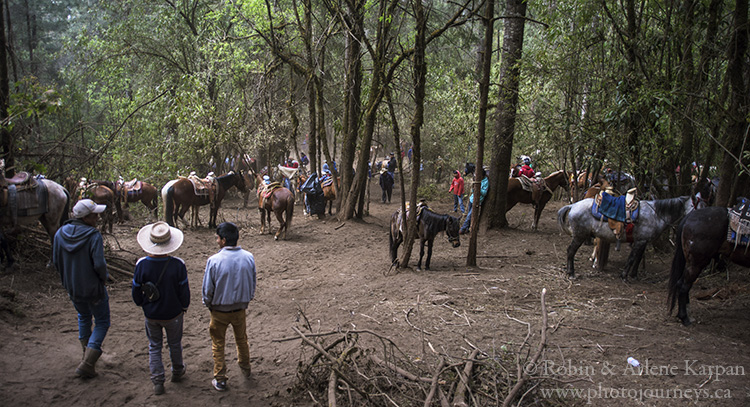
left=396, top=201, right=428, bottom=235
left=517, top=175, right=550, bottom=207
left=728, top=197, right=750, bottom=248
left=259, top=182, right=282, bottom=208
left=592, top=188, right=640, bottom=242
left=1, top=175, right=48, bottom=226
left=118, top=178, right=143, bottom=203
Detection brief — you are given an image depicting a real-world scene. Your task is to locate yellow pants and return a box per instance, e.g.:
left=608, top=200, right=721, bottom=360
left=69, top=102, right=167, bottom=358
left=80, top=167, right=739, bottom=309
left=209, top=309, right=251, bottom=381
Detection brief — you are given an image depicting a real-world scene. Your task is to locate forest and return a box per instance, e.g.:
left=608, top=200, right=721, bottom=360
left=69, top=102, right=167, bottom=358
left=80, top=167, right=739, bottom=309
left=2, top=0, right=749, bottom=226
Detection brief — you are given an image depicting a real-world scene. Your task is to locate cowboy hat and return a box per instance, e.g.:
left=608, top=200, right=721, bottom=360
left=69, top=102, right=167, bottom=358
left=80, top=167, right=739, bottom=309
left=380, top=168, right=387, bottom=174
left=137, top=221, right=184, bottom=255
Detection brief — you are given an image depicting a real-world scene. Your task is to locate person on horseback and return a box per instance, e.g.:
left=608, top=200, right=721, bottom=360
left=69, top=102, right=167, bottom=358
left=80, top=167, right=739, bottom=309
left=299, top=152, right=309, bottom=168
left=518, top=155, right=535, bottom=178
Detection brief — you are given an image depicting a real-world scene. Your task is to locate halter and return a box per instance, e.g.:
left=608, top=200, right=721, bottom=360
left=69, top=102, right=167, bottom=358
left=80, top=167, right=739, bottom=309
left=445, top=226, right=460, bottom=244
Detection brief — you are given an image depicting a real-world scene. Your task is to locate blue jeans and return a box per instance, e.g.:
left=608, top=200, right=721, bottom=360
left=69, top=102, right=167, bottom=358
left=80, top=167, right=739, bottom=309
left=460, top=201, right=474, bottom=232
left=145, top=313, right=185, bottom=385
left=453, top=194, right=465, bottom=212
left=72, top=291, right=110, bottom=351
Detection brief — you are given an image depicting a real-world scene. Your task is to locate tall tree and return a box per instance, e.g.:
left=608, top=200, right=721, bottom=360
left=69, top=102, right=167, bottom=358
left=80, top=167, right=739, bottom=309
left=485, top=0, right=528, bottom=228
left=717, top=0, right=749, bottom=206
left=466, top=0, right=494, bottom=266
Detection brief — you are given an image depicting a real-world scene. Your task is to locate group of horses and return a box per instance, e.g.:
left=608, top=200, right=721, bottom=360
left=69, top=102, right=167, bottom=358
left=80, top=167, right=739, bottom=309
left=558, top=174, right=750, bottom=326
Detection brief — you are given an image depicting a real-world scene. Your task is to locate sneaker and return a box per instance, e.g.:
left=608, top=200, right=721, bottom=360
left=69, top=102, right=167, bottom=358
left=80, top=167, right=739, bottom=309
left=212, top=378, right=227, bottom=392
left=154, top=383, right=165, bottom=395
left=171, top=365, right=186, bottom=383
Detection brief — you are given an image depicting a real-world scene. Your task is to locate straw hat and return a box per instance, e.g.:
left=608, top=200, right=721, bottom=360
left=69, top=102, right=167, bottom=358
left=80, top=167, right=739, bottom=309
left=380, top=168, right=387, bottom=174
left=137, top=221, right=184, bottom=255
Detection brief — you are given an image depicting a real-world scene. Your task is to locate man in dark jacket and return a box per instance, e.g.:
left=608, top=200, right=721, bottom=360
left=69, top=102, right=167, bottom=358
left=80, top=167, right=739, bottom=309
left=202, top=222, right=256, bottom=392
left=379, top=168, right=394, bottom=203
left=53, top=199, right=109, bottom=379
left=133, top=221, right=190, bottom=395
left=387, top=152, right=397, bottom=175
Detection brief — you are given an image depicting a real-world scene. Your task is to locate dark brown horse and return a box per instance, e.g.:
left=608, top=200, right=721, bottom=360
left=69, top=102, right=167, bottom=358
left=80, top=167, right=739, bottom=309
left=113, top=180, right=159, bottom=221
left=252, top=170, right=294, bottom=240
left=389, top=205, right=461, bottom=271
left=66, top=178, right=116, bottom=233
left=507, top=170, right=569, bottom=230
left=668, top=205, right=750, bottom=325
left=163, top=172, right=247, bottom=229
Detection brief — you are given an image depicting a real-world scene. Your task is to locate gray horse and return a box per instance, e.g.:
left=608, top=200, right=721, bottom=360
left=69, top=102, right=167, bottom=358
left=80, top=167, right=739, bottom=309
left=558, top=196, right=695, bottom=281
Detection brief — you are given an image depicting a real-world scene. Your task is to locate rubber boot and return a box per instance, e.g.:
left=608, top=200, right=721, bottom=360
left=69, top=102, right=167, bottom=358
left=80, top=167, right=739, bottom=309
left=76, top=347, right=102, bottom=379
left=79, top=339, right=88, bottom=359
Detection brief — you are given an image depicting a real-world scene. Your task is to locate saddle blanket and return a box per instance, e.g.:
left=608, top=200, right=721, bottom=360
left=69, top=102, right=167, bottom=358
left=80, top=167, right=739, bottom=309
left=728, top=197, right=750, bottom=247
left=5, top=179, right=48, bottom=220
left=592, top=192, right=640, bottom=223
left=186, top=176, right=211, bottom=196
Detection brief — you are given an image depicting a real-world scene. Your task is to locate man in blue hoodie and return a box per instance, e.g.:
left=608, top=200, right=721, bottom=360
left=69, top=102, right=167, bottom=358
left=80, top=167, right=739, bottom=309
left=202, top=222, right=256, bottom=392
left=133, top=221, right=190, bottom=395
left=53, top=199, right=109, bottom=379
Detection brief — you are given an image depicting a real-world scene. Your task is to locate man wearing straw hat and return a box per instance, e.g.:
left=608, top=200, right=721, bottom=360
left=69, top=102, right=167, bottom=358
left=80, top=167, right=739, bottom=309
left=53, top=198, right=109, bottom=379
left=133, top=221, right=190, bottom=395
left=202, top=222, right=256, bottom=392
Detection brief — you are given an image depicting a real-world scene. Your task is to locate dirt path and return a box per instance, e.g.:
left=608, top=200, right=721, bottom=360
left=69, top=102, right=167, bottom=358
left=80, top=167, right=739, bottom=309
left=1, top=183, right=748, bottom=406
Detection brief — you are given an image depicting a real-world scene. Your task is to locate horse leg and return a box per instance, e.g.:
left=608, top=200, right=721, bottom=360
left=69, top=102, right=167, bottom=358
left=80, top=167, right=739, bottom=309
left=566, top=237, right=586, bottom=279
left=258, top=209, right=266, bottom=234
left=416, top=239, right=426, bottom=271
left=622, top=241, right=648, bottom=281
left=274, top=209, right=285, bottom=241
left=425, top=239, right=434, bottom=270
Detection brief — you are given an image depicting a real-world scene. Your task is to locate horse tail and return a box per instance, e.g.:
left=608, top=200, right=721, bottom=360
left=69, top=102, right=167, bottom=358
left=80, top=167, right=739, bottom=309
left=165, top=186, right=175, bottom=226
left=667, top=221, right=686, bottom=315
left=557, top=205, right=572, bottom=235
left=286, top=195, right=294, bottom=234
left=60, top=187, right=71, bottom=225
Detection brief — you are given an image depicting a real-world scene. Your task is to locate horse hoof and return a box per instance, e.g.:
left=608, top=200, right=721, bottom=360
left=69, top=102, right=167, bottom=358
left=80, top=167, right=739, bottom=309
left=567, top=273, right=576, bottom=280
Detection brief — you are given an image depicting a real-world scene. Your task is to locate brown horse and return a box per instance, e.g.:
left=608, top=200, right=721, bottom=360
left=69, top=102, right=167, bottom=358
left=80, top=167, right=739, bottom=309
left=252, top=170, right=294, bottom=240
left=113, top=180, right=159, bottom=221
left=163, top=171, right=247, bottom=229
left=507, top=170, right=569, bottom=230
left=80, top=184, right=116, bottom=234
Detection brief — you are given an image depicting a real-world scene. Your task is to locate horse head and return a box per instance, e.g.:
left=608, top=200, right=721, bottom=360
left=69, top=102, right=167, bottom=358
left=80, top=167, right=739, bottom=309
left=234, top=171, right=248, bottom=193
left=445, top=215, right=461, bottom=248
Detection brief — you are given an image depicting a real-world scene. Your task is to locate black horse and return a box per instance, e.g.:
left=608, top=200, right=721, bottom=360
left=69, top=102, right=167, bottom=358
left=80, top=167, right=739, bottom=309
left=389, top=205, right=461, bottom=271
left=668, top=204, right=750, bottom=326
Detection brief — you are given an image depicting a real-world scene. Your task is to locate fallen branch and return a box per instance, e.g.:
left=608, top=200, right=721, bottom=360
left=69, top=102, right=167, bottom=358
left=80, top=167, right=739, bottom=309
left=452, top=349, right=479, bottom=407
left=423, top=358, right=446, bottom=407
left=502, top=288, right=548, bottom=407
left=405, top=308, right=433, bottom=335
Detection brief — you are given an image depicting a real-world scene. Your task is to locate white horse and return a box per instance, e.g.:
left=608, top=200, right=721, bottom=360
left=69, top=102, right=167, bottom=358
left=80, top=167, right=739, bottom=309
left=557, top=196, right=695, bottom=281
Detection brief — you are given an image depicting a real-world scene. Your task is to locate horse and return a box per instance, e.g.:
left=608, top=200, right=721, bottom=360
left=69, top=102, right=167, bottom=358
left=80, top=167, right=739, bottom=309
left=506, top=170, right=569, bottom=230
left=558, top=196, right=695, bottom=281
left=76, top=182, right=116, bottom=233
left=668, top=205, right=750, bottom=325
left=111, top=179, right=159, bottom=222
left=389, top=205, right=461, bottom=271
left=0, top=164, right=70, bottom=246
left=251, top=170, right=294, bottom=240
left=164, top=171, right=247, bottom=229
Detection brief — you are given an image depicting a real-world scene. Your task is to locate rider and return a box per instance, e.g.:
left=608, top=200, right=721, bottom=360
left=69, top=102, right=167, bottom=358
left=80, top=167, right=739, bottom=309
left=518, top=156, right=535, bottom=178
left=299, top=152, right=309, bottom=168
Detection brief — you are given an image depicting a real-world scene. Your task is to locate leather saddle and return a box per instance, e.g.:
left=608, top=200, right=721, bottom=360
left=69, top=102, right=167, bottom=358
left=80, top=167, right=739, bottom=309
left=592, top=188, right=640, bottom=241
left=518, top=175, right=548, bottom=207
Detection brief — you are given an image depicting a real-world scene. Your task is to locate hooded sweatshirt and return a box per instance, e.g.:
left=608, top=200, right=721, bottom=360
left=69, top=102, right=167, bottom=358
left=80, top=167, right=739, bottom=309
left=53, top=219, right=108, bottom=302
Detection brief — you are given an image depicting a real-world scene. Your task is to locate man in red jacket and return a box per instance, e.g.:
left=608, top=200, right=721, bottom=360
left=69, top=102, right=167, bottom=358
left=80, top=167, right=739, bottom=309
left=449, top=170, right=465, bottom=213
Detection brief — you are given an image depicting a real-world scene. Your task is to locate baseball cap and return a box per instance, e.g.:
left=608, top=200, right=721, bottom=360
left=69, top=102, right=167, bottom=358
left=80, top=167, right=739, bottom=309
left=72, top=199, right=106, bottom=219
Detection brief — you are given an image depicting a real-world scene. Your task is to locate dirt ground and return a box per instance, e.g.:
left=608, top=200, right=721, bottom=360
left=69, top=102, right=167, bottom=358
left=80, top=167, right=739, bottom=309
left=1, top=180, right=749, bottom=406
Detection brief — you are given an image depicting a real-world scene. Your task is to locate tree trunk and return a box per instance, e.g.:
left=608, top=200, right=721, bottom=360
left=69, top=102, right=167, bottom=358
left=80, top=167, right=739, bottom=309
left=486, top=0, right=527, bottom=228
left=717, top=0, right=749, bottom=207
left=466, top=0, right=494, bottom=266
left=397, top=0, right=427, bottom=268
left=0, top=0, right=12, bottom=176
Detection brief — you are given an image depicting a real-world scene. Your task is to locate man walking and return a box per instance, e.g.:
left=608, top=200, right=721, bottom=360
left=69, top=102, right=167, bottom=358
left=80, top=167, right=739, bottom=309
left=133, top=221, right=190, bottom=395
left=202, top=222, right=256, bottom=392
left=53, top=199, right=109, bottom=379
left=379, top=168, right=394, bottom=203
